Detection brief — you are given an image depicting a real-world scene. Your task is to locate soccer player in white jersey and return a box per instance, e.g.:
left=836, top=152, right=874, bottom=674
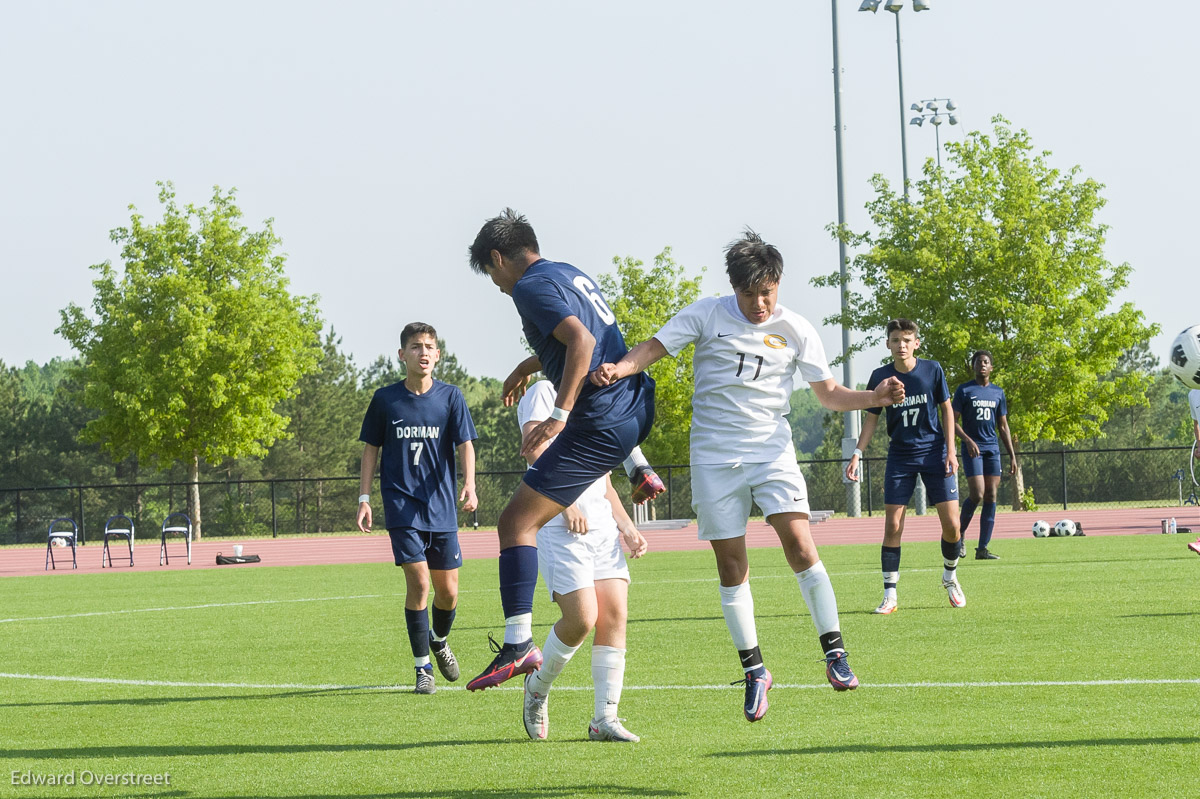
left=517, top=380, right=648, bottom=742
left=593, top=230, right=904, bottom=722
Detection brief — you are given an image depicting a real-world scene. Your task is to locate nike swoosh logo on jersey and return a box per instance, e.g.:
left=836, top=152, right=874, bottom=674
left=717, top=332, right=734, bottom=338
left=793, top=497, right=804, bottom=502
left=391, top=418, right=404, bottom=424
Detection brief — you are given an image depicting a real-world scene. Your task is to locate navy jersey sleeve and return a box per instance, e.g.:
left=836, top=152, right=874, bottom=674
left=998, top=388, right=1008, bottom=417
left=359, top=391, right=386, bottom=447
left=866, top=367, right=885, bottom=415
left=512, top=275, right=573, bottom=338
left=932, top=362, right=950, bottom=404
left=951, top=383, right=966, bottom=413
left=448, top=387, right=478, bottom=447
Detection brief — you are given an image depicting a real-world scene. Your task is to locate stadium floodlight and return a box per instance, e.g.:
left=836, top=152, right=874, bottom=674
left=861, top=0, right=934, bottom=201
left=911, top=97, right=960, bottom=167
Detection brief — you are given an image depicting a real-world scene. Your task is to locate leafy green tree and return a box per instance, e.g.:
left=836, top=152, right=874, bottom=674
left=816, top=117, right=1158, bottom=508
left=598, top=248, right=705, bottom=467
left=57, top=183, right=322, bottom=537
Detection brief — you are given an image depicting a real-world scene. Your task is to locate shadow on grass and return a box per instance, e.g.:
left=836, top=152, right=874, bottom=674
left=708, top=735, right=1200, bottom=758
left=0, top=687, right=440, bottom=710
left=1117, top=611, right=1200, bottom=618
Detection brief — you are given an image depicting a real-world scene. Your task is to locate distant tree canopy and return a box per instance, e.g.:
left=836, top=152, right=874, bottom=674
left=57, top=183, right=323, bottom=536
left=816, top=116, right=1158, bottom=448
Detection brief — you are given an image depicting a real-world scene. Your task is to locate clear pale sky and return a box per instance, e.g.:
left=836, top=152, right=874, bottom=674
left=1, top=1, right=1192, bottom=386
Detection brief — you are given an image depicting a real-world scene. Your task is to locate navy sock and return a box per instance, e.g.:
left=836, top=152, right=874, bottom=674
left=881, top=546, right=901, bottom=589
left=979, top=502, right=997, bottom=548
left=404, top=607, right=430, bottom=659
left=959, top=496, right=979, bottom=539
left=940, top=537, right=960, bottom=562
left=430, top=604, right=456, bottom=642
left=498, top=545, right=538, bottom=618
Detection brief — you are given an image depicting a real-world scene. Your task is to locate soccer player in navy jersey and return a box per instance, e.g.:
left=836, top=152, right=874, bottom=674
left=465, top=209, right=656, bottom=691
left=845, top=318, right=965, bottom=613
left=357, top=322, right=479, bottom=695
left=952, top=350, right=1017, bottom=560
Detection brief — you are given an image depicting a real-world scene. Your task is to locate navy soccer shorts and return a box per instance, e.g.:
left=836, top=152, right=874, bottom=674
left=883, top=452, right=959, bottom=506
left=388, top=527, right=463, bottom=570
left=961, top=450, right=1002, bottom=478
left=523, top=404, right=653, bottom=508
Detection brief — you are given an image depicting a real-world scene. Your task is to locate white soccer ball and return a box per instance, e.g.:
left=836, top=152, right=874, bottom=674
left=51, top=537, right=67, bottom=547
left=1032, top=520, right=1051, bottom=538
left=1053, top=519, right=1077, bottom=537
left=1169, top=324, right=1200, bottom=390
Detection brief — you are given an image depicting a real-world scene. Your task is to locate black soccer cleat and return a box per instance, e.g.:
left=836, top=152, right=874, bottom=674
left=974, top=548, right=1000, bottom=560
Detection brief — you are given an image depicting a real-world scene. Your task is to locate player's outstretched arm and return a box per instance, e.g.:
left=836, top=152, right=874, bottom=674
left=810, top=376, right=905, bottom=412
left=502, top=356, right=541, bottom=407
left=845, top=413, right=879, bottom=482
left=591, top=338, right=669, bottom=386
left=457, top=440, right=478, bottom=512
left=520, top=317, right=594, bottom=458
left=357, top=444, right=380, bottom=533
left=955, top=412, right=980, bottom=458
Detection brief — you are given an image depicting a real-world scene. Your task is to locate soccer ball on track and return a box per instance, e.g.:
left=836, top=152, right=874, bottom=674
left=1032, top=520, right=1051, bottom=538
left=1053, top=519, right=1077, bottom=537
left=1169, top=324, right=1200, bottom=390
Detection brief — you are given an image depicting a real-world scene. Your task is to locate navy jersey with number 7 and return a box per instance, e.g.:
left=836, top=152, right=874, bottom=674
left=511, top=259, right=653, bottom=430
left=866, top=358, right=951, bottom=459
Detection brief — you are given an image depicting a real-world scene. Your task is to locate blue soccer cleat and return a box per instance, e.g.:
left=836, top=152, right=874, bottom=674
left=824, top=651, right=859, bottom=691
left=734, top=667, right=772, bottom=722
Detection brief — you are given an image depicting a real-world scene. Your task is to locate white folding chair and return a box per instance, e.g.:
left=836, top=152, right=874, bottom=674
left=160, top=512, right=192, bottom=565
left=46, top=517, right=78, bottom=571
left=102, top=514, right=134, bottom=568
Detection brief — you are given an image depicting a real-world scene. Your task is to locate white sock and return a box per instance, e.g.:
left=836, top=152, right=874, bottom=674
left=622, top=446, right=650, bottom=477
left=718, top=581, right=758, bottom=651
left=504, top=612, right=532, bottom=646
left=943, top=566, right=958, bottom=582
left=528, top=626, right=579, bottom=695
left=414, top=655, right=430, bottom=669
left=796, top=561, right=841, bottom=639
left=592, top=645, right=626, bottom=721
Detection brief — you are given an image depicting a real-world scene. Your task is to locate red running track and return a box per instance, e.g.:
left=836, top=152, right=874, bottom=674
left=5, top=504, right=1198, bottom=579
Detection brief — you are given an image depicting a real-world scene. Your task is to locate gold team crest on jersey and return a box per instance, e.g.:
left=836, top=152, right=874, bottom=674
left=763, top=334, right=788, bottom=349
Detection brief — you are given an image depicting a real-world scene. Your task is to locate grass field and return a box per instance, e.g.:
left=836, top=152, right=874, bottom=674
left=2, top=534, right=1197, bottom=798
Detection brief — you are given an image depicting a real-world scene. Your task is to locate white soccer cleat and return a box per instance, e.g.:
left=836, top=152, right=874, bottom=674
left=588, top=717, right=640, bottom=742
left=943, top=576, right=966, bottom=608
left=872, top=596, right=898, bottom=615
left=522, top=672, right=549, bottom=740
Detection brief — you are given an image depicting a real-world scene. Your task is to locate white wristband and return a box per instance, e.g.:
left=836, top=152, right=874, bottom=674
left=549, top=407, right=570, bottom=422
left=853, top=448, right=863, bottom=459
left=358, top=494, right=370, bottom=504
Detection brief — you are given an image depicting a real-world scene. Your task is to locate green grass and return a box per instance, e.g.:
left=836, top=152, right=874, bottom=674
left=2, top=535, right=1197, bottom=798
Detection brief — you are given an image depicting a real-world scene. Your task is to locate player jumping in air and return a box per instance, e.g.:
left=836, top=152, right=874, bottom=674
left=466, top=209, right=657, bottom=692
left=517, top=380, right=648, bottom=743
left=594, top=230, right=904, bottom=721
left=357, top=322, right=478, bottom=695
left=952, top=350, right=1017, bottom=560
left=846, top=318, right=965, bottom=614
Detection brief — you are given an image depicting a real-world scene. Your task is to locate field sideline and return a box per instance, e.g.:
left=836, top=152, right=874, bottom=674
left=2, top=531, right=1198, bottom=798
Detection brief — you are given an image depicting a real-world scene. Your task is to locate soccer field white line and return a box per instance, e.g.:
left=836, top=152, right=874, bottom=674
left=1, top=672, right=1198, bottom=693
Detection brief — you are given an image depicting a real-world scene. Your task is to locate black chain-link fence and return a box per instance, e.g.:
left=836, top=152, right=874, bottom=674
left=2, top=446, right=1195, bottom=545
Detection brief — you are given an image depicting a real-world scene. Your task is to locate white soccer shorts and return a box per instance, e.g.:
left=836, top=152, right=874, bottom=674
left=692, top=455, right=811, bottom=541
left=536, top=522, right=630, bottom=599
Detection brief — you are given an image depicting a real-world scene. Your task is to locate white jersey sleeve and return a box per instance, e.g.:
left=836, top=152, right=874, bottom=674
left=1189, top=389, right=1200, bottom=424
left=517, top=380, right=557, bottom=428
left=654, top=296, right=716, bottom=357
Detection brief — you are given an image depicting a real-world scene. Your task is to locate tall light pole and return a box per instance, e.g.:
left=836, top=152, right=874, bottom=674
left=910, top=98, right=959, bottom=168
left=859, top=0, right=930, bottom=200
left=831, top=0, right=861, bottom=517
